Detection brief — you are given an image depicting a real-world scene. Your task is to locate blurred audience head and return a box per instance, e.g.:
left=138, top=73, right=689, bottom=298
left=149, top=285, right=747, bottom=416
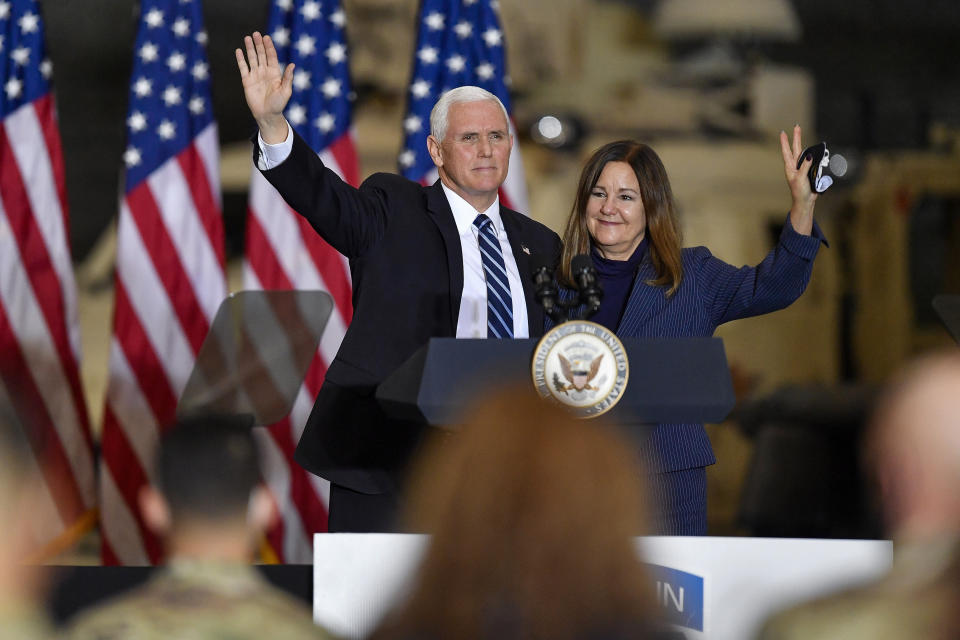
left=866, top=350, right=960, bottom=540
left=139, top=413, right=273, bottom=560
left=375, top=389, right=656, bottom=640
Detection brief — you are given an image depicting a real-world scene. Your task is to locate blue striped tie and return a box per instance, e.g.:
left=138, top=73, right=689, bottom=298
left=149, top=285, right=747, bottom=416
left=473, top=214, right=514, bottom=338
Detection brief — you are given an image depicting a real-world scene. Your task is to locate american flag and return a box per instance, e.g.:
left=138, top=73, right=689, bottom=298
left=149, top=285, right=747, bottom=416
left=100, top=0, right=226, bottom=564
left=399, top=0, right=528, bottom=213
left=244, top=0, right=357, bottom=563
left=0, top=0, right=96, bottom=557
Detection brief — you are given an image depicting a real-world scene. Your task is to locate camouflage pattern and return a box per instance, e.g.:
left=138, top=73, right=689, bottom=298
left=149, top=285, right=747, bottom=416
left=757, top=540, right=960, bottom=640
left=0, top=601, right=53, bottom=640
left=64, top=561, right=335, bottom=640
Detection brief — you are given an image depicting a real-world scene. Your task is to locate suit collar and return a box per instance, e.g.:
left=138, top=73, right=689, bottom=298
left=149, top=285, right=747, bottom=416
left=427, top=181, right=464, bottom=333
left=501, top=207, right=541, bottom=336
left=428, top=181, right=544, bottom=338
left=438, top=181, right=502, bottom=235
left=616, top=258, right=668, bottom=334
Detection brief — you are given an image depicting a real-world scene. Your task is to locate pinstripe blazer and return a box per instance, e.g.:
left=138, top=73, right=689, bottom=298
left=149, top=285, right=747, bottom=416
left=560, top=216, right=827, bottom=473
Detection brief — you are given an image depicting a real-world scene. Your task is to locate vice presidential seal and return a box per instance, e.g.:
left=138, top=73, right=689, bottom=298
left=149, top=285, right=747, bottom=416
left=531, top=321, right=629, bottom=418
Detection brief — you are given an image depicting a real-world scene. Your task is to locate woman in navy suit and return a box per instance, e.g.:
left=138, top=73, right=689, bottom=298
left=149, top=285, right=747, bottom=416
left=558, top=126, right=827, bottom=535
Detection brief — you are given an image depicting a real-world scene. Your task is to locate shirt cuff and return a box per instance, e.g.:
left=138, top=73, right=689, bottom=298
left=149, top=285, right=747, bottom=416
left=256, top=121, right=293, bottom=171
left=780, top=213, right=829, bottom=260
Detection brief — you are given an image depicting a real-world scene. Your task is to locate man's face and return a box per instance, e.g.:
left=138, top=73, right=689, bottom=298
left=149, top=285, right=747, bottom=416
left=427, top=99, right=512, bottom=210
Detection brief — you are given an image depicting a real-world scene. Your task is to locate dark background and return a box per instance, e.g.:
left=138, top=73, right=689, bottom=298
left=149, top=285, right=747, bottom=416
left=44, top=0, right=960, bottom=260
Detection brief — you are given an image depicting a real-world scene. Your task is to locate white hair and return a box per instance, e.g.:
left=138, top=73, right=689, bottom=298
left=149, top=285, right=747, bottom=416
left=429, top=86, right=509, bottom=141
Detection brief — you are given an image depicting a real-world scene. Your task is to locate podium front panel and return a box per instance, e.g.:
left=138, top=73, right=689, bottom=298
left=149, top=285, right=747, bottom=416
left=313, top=533, right=892, bottom=639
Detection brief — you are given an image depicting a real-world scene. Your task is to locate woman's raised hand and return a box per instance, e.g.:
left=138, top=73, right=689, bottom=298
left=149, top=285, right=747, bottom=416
left=780, top=124, right=817, bottom=235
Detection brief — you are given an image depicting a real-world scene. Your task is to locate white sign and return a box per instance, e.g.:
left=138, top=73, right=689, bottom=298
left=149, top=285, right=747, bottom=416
left=314, top=534, right=892, bottom=640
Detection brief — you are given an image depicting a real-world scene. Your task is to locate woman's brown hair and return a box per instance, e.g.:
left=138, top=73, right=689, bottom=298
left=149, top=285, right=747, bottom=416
left=372, top=390, right=656, bottom=640
left=561, top=140, right=684, bottom=296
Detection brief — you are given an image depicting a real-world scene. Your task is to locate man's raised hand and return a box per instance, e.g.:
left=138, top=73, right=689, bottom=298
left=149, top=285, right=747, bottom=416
left=235, top=32, right=294, bottom=143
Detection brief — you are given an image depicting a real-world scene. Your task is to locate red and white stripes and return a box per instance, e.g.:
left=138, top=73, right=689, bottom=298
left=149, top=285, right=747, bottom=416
left=0, top=95, right=96, bottom=554
left=100, top=123, right=226, bottom=565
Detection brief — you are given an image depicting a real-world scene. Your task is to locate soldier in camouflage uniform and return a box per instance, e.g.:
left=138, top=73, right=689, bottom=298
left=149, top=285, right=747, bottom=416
left=64, top=414, right=335, bottom=640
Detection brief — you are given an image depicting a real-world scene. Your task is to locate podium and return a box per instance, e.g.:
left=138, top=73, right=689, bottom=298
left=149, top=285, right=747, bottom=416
left=178, top=304, right=736, bottom=428
left=375, top=336, right=736, bottom=427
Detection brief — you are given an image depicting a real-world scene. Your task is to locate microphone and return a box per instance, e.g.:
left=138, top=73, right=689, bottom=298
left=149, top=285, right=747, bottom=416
left=571, top=254, right=603, bottom=320
left=530, top=254, right=566, bottom=324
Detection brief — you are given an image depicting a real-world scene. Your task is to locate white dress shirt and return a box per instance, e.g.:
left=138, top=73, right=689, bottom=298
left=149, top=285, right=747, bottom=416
left=257, top=123, right=294, bottom=170
left=440, top=183, right=528, bottom=338
left=257, top=126, right=529, bottom=339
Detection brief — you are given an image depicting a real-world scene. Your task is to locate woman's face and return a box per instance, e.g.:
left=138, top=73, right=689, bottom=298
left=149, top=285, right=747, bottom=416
left=585, top=161, right=646, bottom=261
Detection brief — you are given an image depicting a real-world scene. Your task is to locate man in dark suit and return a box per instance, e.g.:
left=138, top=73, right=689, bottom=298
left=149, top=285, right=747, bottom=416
left=236, top=32, right=561, bottom=531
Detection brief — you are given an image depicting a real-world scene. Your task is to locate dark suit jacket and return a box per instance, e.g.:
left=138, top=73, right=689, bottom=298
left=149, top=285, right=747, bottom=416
left=258, top=129, right=562, bottom=494
left=554, top=217, right=827, bottom=475
left=622, top=217, right=827, bottom=473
